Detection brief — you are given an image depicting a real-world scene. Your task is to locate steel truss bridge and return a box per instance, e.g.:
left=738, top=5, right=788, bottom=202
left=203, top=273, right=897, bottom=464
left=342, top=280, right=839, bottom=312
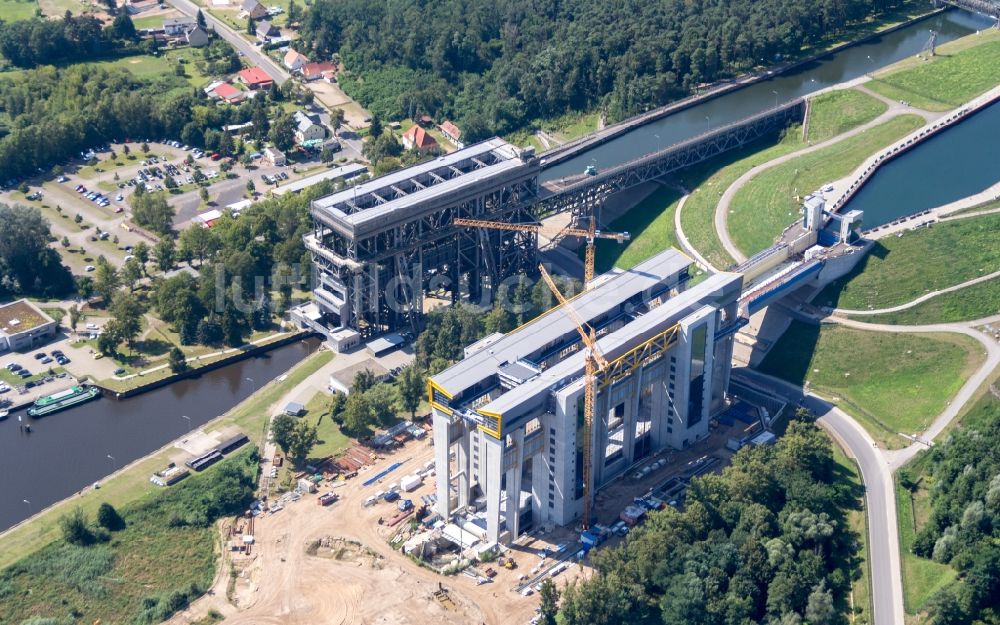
left=534, top=99, right=806, bottom=219
left=937, top=0, right=1000, bottom=19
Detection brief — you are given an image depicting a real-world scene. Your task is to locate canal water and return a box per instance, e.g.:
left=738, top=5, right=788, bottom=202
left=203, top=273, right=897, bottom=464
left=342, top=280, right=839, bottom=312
left=842, top=100, right=1000, bottom=227
left=0, top=338, right=319, bottom=532
left=543, top=9, right=994, bottom=182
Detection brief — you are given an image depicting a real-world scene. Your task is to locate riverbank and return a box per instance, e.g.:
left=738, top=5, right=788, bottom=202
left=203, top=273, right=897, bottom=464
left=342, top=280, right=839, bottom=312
left=540, top=5, right=947, bottom=171
left=0, top=347, right=333, bottom=569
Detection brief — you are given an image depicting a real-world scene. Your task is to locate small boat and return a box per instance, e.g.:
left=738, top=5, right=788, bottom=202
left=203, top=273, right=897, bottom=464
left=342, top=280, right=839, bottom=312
left=0, top=409, right=8, bottom=420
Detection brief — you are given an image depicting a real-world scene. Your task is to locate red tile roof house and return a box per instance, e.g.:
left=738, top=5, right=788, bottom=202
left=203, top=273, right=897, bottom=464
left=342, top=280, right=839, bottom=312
left=213, top=82, right=246, bottom=103
left=237, top=67, right=274, bottom=90
left=301, top=61, right=337, bottom=81
left=402, top=124, right=438, bottom=152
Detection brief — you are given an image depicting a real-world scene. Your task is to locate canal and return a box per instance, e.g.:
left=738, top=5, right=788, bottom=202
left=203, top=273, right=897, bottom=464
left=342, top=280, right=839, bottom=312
left=0, top=338, right=320, bottom=532
left=543, top=9, right=994, bottom=182
left=843, top=99, right=1000, bottom=226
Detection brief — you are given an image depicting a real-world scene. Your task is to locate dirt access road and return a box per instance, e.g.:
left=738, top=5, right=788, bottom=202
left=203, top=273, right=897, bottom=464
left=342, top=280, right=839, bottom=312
left=170, top=438, right=549, bottom=625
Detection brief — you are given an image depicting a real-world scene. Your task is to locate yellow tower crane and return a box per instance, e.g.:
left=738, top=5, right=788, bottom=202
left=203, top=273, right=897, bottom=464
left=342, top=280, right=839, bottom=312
left=538, top=263, right=607, bottom=530
left=452, top=217, right=630, bottom=285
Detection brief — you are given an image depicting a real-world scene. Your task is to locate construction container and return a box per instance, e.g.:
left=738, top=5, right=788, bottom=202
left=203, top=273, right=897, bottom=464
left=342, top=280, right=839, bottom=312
left=620, top=505, right=646, bottom=527
left=401, top=474, right=423, bottom=492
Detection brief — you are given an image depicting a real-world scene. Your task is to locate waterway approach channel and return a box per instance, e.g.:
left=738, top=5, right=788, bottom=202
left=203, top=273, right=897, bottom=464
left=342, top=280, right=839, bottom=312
left=0, top=338, right=319, bottom=532
left=543, top=9, right=994, bottom=182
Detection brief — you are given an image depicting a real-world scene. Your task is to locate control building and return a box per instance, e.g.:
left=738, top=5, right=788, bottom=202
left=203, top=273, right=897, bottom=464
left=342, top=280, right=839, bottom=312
left=429, top=250, right=744, bottom=544
left=305, top=139, right=540, bottom=338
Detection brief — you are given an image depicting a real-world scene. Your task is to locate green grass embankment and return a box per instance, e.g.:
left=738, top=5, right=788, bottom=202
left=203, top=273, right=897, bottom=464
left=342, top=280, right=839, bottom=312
left=757, top=321, right=983, bottom=448
left=814, top=213, right=1000, bottom=311
left=729, top=114, right=924, bottom=256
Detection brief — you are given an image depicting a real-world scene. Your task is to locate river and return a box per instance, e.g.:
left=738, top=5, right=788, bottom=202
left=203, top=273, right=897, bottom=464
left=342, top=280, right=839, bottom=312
left=843, top=100, right=1000, bottom=226
left=543, top=9, right=994, bottom=182
left=0, top=338, right=320, bottom=532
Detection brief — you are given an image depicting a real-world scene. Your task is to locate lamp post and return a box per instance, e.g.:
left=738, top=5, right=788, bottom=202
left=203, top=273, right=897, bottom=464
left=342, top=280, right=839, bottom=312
left=705, top=116, right=711, bottom=132
left=654, top=134, right=660, bottom=152
left=23, top=499, right=32, bottom=516
left=181, top=414, right=191, bottom=434
left=772, top=90, right=779, bottom=108
left=866, top=55, right=874, bottom=79
left=107, top=454, right=116, bottom=472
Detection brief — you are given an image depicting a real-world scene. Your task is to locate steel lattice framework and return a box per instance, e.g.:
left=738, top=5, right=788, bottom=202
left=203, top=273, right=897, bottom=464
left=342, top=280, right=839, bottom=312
left=307, top=102, right=805, bottom=336
left=535, top=99, right=806, bottom=218
left=936, top=0, right=1000, bottom=18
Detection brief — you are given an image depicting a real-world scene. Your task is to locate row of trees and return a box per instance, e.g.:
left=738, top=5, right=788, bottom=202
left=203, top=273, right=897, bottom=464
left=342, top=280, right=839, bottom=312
left=901, top=398, right=1000, bottom=625
left=414, top=272, right=581, bottom=373
left=299, top=0, right=896, bottom=136
left=553, top=417, right=860, bottom=625
left=0, top=12, right=141, bottom=68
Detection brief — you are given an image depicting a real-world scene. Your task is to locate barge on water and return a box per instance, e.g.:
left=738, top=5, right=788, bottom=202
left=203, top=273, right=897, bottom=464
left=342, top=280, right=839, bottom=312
left=27, top=385, right=101, bottom=417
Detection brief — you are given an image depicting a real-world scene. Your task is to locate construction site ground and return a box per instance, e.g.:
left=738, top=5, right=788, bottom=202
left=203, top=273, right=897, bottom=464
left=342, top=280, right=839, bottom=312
left=168, top=416, right=758, bottom=625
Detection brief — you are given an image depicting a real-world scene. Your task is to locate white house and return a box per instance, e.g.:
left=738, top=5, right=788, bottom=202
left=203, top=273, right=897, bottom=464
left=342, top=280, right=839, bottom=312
left=293, top=110, right=326, bottom=144
left=283, top=49, right=309, bottom=71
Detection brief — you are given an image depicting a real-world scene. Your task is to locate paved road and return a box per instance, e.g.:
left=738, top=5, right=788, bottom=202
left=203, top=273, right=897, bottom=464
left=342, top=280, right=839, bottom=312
left=823, top=314, right=1000, bottom=469
left=834, top=269, right=1000, bottom=315
left=167, top=0, right=290, bottom=85
left=671, top=185, right=720, bottom=272
left=734, top=368, right=905, bottom=625
left=713, top=90, right=940, bottom=263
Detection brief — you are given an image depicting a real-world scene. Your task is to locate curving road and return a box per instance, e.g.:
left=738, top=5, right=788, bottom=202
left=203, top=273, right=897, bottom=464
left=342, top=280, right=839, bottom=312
left=834, top=269, right=1000, bottom=315
left=671, top=185, right=721, bottom=272
left=733, top=368, right=905, bottom=625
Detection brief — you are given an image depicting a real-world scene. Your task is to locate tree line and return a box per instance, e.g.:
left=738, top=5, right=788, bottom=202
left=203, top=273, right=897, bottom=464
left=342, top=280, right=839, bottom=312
left=901, top=396, right=1000, bottom=625
left=0, top=12, right=141, bottom=68
left=0, top=203, right=74, bottom=298
left=299, top=0, right=896, bottom=137
left=0, top=58, right=304, bottom=181
left=553, top=416, right=860, bottom=625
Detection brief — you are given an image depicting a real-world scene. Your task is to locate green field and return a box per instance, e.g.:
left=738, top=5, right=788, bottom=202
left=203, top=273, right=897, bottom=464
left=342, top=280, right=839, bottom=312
left=729, top=114, right=924, bottom=256
left=0, top=448, right=258, bottom=625
left=866, top=277, right=1000, bottom=325
left=0, top=0, right=37, bottom=21
left=90, top=49, right=211, bottom=87
left=675, top=129, right=803, bottom=268
left=868, top=37, right=1000, bottom=111
left=301, top=391, right=352, bottom=460
left=590, top=184, right=684, bottom=273
left=831, top=443, right=872, bottom=624
left=807, top=88, right=887, bottom=143
left=757, top=321, right=982, bottom=447
left=814, top=213, right=1000, bottom=310
left=0, top=349, right=333, bottom=570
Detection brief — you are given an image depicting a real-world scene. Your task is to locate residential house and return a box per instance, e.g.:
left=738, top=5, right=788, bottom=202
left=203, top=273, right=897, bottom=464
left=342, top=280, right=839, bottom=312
left=301, top=61, right=336, bottom=81
left=402, top=124, right=438, bottom=152
left=293, top=110, right=326, bottom=144
left=283, top=49, right=309, bottom=71
left=255, top=20, right=280, bottom=41
left=241, top=0, right=268, bottom=19
left=212, top=82, right=245, bottom=103
left=264, top=147, right=287, bottom=166
left=186, top=25, right=209, bottom=47
left=438, top=120, right=463, bottom=148
left=237, top=67, right=274, bottom=90
left=163, top=16, right=196, bottom=35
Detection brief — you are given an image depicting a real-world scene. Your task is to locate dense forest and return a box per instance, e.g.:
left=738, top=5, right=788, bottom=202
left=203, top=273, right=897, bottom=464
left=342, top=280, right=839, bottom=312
left=0, top=13, right=141, bottom=68
left=904, top=394, right=1000, bottom=625
left=299, top=0, right=897, bottom=135
left=554, top=418, right=861, bottom=625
